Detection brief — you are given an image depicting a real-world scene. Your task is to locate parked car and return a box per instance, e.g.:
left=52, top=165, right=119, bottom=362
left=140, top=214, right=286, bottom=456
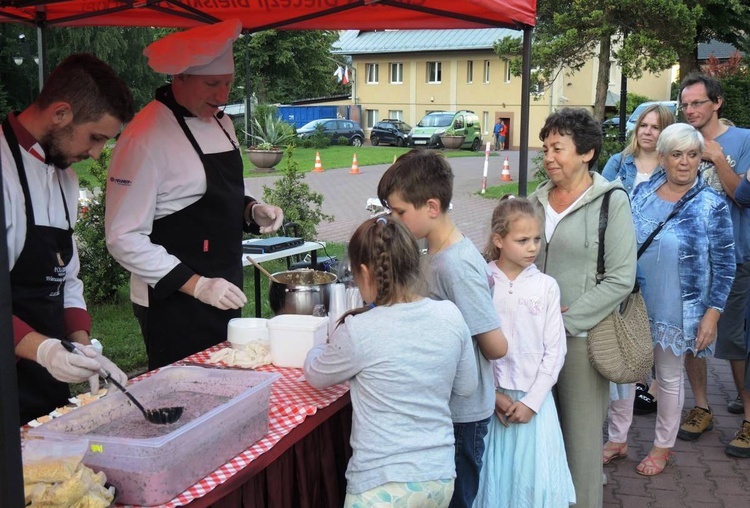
left=625, top=100, right=678, bottom=134
left=370, top=119, right=412, bottom=147
left=408, top=110, right=482, bottom=150
left=602, top=116, right=621, bottom=138
left=296, top=118, right=365, bottom=146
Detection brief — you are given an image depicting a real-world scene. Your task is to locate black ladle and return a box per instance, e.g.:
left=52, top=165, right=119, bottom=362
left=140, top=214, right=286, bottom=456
left=60, top=339, right=183, bottom=425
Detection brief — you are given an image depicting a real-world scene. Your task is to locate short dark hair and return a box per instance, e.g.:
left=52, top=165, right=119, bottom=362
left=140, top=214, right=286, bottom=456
left=36, top=53, right=135, bottom=125
left=680, top=73, right=723, bottom=104
left=377, top=149, right=453, bottom=212
left=539, top=108, right=602, bottom=170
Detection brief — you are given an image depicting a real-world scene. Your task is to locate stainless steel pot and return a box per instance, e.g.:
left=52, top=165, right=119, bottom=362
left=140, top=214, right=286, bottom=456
left=269, top=269, right=338, bottom=315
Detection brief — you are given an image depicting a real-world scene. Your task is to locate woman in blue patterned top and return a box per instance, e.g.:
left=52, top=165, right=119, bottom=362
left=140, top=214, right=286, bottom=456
left=609, top=123, right=735, bottom=476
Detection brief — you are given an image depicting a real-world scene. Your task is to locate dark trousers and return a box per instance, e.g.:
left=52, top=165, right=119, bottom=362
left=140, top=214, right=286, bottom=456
left=449, top=417, right=490, bottom=508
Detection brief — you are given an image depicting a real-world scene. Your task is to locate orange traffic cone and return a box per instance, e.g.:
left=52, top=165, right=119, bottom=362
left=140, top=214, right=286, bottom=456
left=500, top=156, right=512, bottom=182
left=312, top=151, right=324, bottom=172
left=350, top=153, right=361, bottom=174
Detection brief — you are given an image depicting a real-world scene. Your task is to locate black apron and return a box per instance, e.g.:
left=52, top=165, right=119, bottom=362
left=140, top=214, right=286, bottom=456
left=146, top=90, right=245, bottom=369
left=3, top=118, right=74, bottom=423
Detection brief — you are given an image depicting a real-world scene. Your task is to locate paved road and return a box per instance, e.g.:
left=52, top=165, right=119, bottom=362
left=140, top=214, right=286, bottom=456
left=245, top=150, right=750, bottom=507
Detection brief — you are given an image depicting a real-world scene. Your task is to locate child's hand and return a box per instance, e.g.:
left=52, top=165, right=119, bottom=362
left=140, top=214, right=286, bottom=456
left=506, top=401, right=534, bottom=423
left=494, top=391, right=513, bottom=427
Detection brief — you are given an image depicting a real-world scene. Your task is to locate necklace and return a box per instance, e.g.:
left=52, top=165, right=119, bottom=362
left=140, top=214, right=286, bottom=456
left=549, top=187, right=582, bottom=208
left=431, top=224, right=456, bottom=256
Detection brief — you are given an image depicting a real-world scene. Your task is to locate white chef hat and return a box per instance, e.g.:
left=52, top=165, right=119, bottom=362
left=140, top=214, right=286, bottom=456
left=144, top=19, right=243, bottom=75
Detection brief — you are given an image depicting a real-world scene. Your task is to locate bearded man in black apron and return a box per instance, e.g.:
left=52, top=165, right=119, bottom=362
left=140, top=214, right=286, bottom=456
left=2, top=54, right=133, bottom=423
left=106, top=20, right=283, bottom=370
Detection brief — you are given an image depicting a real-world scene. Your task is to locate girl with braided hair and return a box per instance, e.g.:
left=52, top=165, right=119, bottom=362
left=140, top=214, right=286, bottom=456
left=304, top=215, right=478, bottom=507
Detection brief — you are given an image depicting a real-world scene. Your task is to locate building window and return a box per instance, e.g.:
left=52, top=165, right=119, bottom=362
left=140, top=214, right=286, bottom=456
left=388, top=110, right=403, bottom=121
left=366, top=109, right=379, bottom=128
left=390, top=62, right=403, bottom=84
left=366, top=63, right=379, bottom=84
left=427, top=61, right=442, bottom=83
left=504, top=61, right=511, bottom=83
left=483, top=60, right=491, bottom=83
left=483, top=111, right=489, bottom=135
left=466, top=61, right=474, bottom=83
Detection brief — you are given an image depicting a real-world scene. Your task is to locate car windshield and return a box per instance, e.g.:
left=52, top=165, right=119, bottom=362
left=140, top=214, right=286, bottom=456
left=418, top=114, right=454, bottom=128
left=394, top=122, right=412, bottom=132
left=300, top=120, right=325, bottom=130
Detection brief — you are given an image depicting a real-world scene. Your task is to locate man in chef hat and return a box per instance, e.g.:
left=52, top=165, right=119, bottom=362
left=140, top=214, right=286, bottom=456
left=106, top=20, right=284, bottom=369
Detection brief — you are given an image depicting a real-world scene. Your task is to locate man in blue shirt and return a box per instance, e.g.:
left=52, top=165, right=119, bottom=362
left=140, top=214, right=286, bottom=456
left=677, top=73, right=750, bottom=459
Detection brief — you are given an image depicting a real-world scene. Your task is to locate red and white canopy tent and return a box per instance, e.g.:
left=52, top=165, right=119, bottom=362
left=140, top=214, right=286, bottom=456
left=0, top=1, right=537, bottom=503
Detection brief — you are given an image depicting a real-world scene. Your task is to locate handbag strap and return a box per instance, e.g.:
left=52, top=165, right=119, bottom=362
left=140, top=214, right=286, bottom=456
left=635, top=183, right=702, bottom=258
left=596, top=183, right=702, bottom=285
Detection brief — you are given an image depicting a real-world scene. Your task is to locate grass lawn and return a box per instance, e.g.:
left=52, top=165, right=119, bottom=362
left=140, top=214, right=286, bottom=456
left=90, top=243, right=346, bottom=379
left=72, top=145, right=494, bottom=186
left=481, top=179, right=544, bottom=198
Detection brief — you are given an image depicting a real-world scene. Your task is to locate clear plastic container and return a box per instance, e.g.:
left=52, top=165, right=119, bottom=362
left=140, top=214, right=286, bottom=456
left=29, top=366, right=280, bottom=506
left=268, top=314, right=328, bottom=368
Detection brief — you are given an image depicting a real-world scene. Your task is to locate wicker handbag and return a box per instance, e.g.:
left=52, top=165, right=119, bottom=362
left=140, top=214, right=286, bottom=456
left=587, top=189, right=653, bottom=384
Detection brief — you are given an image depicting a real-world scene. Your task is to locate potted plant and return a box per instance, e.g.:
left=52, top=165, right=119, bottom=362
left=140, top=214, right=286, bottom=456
left=439, top=127, right=465, bottom=149
left=245, top=113, right=296, bottom=172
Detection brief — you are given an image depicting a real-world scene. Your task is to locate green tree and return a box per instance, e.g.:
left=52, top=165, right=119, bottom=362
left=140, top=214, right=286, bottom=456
left=262, top=147, right=333, bottom=241
left=235, top=30, right=349, bottom=105
left=497, top=0, right=695, bottom=119
left=75, top=148, right=130, bottom=304
left=679, top=0, right=750, bottom=80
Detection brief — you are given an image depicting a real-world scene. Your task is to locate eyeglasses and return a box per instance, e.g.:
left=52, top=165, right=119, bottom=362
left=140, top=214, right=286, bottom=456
left=678, top=99, right=713, bottom=112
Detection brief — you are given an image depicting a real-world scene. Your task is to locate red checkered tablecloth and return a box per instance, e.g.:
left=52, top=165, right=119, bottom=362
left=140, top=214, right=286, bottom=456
left=118, top=343, right=349, bottom=507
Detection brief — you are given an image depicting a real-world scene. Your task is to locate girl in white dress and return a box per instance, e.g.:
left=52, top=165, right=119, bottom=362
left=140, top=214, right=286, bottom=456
left=475, top=196, right=575, bottom=507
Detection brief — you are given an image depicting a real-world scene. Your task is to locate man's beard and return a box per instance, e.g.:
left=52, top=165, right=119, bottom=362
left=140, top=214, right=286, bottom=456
left=40, top=123, right=75, bottom=169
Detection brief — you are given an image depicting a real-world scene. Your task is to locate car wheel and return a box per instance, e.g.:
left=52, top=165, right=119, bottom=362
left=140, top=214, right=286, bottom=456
left=396, top=138, right=405, bottom=147
left=470, top=138, right=481, bottom=151
left=370, top=135, right=379, bottom=146
left=352, top=136, right=363, bottom=147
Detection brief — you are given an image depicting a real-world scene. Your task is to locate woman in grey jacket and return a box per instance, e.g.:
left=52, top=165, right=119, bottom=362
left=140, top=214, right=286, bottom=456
left=529, top=108, right=637, bottom=507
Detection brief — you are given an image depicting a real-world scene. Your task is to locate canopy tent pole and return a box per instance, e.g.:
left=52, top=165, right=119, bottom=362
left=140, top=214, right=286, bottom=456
left=518, top=25, right=532, bottom=196
left=37, top=24, right=47, bottom=90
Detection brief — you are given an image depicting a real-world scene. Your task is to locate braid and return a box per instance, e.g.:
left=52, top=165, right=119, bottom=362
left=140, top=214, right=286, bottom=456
left=374, top=219, right=393, bottom=304
left=347, top=215, right=421, bottom=309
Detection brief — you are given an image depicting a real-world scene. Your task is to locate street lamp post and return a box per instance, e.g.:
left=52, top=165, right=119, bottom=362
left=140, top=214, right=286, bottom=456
left=13, top=34, right=38, bottom=106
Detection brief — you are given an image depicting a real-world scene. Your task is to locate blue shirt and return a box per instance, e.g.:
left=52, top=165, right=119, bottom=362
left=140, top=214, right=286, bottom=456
left=699, top=126, right=750, bottom=263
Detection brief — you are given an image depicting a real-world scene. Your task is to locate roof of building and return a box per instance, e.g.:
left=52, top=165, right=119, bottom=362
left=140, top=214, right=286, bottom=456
left=698, top=39, right=745, bottom=60
left=333, top=29, right=519, bottom=55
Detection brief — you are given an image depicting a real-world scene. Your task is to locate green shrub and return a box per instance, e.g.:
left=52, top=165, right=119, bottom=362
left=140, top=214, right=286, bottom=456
left=597, top=136, right=628, bottom=173
left=337, top=136, right=349, bottom=146
left=298, top=137, right=314, bottom=148
left=75, top=148, right=130, bottom=304
left=263, top=147, right=334, bottom=241
left=312, top=136, right=331, bottom=149
left=246, top=112, right=296, bottom=148
left=720, top=74, right=750, bottom=128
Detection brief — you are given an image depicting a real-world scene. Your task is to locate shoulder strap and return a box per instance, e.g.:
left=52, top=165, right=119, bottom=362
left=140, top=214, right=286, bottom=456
left=596, top=187, right=627, bottom=284
left=636, top=183, right=703, bottom=258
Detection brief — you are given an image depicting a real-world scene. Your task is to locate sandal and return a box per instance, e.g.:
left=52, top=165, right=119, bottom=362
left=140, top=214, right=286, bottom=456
left=635, top=450, right=673, bottom=476
left=602, top=441, right=628, bottom=465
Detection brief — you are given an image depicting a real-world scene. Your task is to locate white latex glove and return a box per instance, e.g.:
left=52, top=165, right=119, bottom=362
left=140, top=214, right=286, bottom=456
left=79, top=345, right=129, bottom=394
left=251, top=203, right=284, bottom=234
left=194, top=276, right=247, bottom=310
left=36, top=338, right=102, bottom=384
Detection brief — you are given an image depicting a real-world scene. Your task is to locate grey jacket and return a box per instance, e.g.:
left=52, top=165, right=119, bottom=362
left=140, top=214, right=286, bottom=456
left=529, top=172, right=637, bottom=336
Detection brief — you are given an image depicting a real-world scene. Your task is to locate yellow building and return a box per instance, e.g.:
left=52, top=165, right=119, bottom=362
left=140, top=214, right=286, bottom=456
left=333, top=30, right=676, bottom=149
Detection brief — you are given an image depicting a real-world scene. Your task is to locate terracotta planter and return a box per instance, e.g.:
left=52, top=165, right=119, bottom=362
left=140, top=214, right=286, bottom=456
left=439, top=135, right=465, bottom=149
left=246, top=149, right=284, bottom=172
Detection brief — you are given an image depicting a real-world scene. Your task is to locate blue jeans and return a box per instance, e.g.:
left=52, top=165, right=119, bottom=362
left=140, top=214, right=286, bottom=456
left=449, top=418, right=490, bottom=508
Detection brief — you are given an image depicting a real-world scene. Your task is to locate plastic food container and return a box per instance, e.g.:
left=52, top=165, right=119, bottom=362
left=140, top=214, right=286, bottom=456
left=227, top=317, right=269, bottom=348
left=268, top=314, right=328, bottom=368
left=29, top=366, right=280, bottom=506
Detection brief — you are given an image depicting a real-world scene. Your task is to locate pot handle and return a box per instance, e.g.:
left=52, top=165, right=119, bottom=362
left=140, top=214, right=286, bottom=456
left=286, top=286, right=321, bottom=294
